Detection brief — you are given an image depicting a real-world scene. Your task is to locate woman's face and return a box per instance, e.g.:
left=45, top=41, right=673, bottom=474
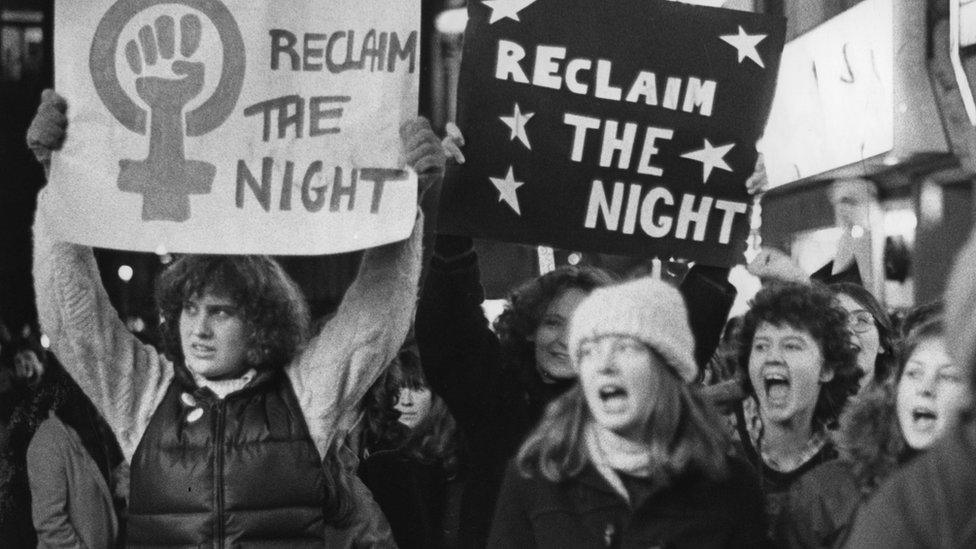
left=179, top=292, right=249, bottom=379
left=897, top=336, right=971, bottom=450
left=578, top=335, right=661, bottom=440
left=394, top=386, right=434, bottom=429
left=836, top=293, right=881, bottom=389
left=532, top=288, right=589, bottom=381
left=748, top=322, right=832, bottom=427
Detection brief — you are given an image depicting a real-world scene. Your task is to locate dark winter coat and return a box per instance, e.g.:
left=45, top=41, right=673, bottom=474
left=28, top=413, right=119, bottom=549
left=416, top=237, right=736, bottom=548
left=843, top=420, right=976, bottom=549
left=734, top=403, right=839, bottom=547
left=487, top=458, right=765, bottom=548
left=786, top=383, right=914, bottom=548
left=359, top=447, right=463, bottom=549
left=128, top=364, right=326, bottom=547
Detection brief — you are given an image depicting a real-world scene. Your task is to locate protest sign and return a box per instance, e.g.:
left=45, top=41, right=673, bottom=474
left=438, top=0, right=785, bottom=267
left=49, top=0, right=419, bottom=254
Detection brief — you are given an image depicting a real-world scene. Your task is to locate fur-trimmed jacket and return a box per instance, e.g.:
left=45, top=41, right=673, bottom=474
left=785, top=383, right=914, bottom=548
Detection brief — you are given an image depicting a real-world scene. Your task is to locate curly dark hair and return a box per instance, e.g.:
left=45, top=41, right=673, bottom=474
left=493, top=265, right=615, bottom=376
left=829, top=282, right=898, bottom=384
left=155, top=255, right=310, bottom=370
left=736, top=281, right=861, bottom=428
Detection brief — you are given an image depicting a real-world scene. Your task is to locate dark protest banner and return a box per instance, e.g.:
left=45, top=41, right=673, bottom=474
left=438, top=0, right=785, bottom=267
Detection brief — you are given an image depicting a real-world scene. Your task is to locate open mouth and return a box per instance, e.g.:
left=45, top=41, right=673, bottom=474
left=911, top=406, right=937, bottom=430
left=597, top=384, right=628, bottom=412
left=763, top=371, right=791, bottom=405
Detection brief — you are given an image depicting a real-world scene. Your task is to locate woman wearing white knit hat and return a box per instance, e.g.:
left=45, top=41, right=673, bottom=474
left=487, top=277, right=764, bottom=548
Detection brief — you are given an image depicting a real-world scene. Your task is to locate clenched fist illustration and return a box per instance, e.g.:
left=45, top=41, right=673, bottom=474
left=117, top=13, right=215, bottom=222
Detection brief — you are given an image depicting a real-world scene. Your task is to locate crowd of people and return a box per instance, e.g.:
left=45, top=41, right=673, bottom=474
left=2, top=57, right=976, bottom=549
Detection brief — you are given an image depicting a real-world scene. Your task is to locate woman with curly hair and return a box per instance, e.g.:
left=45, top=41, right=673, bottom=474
left=829, top=282, right=897, bottom=391
left=733, top=281, right=861, bottom=546
left=27, top=90, right=444, bottom=547
left=786, top=313, right=971, bottom=548
left=358, top=349, right=463, bottom=548
left=489, top=277, right=764, bottom=547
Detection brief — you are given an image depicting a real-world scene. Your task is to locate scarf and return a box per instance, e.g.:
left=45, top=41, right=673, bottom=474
left=191, top=368, right=257, bottom=399
left=584, top=422, right=652, bottom=501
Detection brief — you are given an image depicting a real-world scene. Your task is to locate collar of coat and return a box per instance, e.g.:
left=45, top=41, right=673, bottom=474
left=172, top=361, right=282, bottom=402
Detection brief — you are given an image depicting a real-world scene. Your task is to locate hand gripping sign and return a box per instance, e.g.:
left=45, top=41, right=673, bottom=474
left=50, top=0, right=420, bottom=254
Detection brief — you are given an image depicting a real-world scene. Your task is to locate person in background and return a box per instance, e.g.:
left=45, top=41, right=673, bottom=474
left=745, top=258, right=895, bottom=395
left=359, top=348, right=463, bottom=549
left=420, top=127, right=756, bottom=547
left=416, top=249, right=615, bottom=547
left=488, top=277, right=764, bottom=548
left=28, top=360, right=127, bottom=549
left=0, top=321, right=39, bottom=548
left=829, top=282, right=897, bottom=392
left=787, top=314, right=970, bottom=548
left=26, top=89, right=443, bottom=546
left=733, top=281, right=861, bottom=546
left=843, top=228, right=976, bottom=548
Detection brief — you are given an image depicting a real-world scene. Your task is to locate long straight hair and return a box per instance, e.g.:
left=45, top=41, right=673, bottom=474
left=516, top=364, right=732, bottom=484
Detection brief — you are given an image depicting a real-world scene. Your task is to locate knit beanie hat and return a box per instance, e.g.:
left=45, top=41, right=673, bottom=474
left=567, top=277, right=698, bottom=382
left=945, top=226, right=976, bottom=387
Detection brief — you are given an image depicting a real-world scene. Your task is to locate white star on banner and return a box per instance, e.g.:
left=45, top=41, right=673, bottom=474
left=489, top=166, right=525, bottom=215
left=681, top=139, right=735, bottom=183
left=483, top=0, right=538, bottom=24
left=499, top=103, right=534, bottom=149
left=720, top=26, right=767, bottom=68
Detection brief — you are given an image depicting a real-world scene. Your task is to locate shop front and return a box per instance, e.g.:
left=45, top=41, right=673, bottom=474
left=760, top=0, right=976, bottom=308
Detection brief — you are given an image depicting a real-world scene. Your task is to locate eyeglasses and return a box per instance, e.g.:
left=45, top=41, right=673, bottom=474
left=848, top=311, right=875, bottom=334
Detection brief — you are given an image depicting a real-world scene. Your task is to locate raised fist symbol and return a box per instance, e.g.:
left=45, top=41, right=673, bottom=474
left=117, top=13, right=215, bottom=222
left=127, top=14, right=205, bottom=110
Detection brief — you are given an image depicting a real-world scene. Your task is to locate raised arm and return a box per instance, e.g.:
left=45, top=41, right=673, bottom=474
left=29, top=90, right=171, bottom=461
left=415, top=232, right=504, bottom=431
left=287, top=117, right=442, bottom=458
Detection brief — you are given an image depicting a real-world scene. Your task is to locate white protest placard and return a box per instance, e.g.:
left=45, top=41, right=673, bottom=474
left=50, top=0, right=420, bottom=254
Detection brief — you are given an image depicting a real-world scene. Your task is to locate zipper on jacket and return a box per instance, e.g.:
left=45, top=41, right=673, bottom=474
left=212, top=400, right=226, bottom=549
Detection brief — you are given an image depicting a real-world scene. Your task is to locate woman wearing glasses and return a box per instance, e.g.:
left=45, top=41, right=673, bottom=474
left=828, top=283, right=897, bottom=392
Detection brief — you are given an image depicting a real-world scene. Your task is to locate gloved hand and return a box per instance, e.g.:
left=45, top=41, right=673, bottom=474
left=400, top=117, right=446, bottom=201
left=26, top=89, right=68, bottom=175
